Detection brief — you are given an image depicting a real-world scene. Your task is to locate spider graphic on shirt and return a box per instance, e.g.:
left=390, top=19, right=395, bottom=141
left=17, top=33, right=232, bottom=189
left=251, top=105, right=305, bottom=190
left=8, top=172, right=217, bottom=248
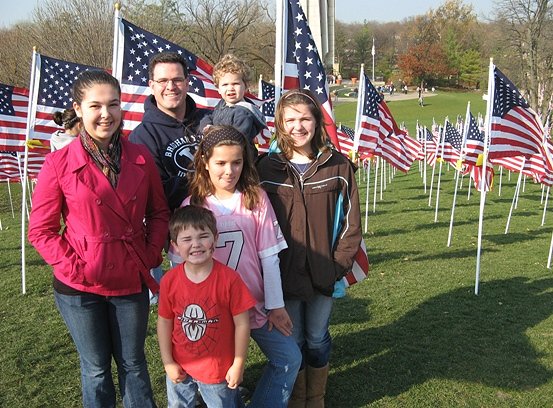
left=177, top=299, right=221, bottom=355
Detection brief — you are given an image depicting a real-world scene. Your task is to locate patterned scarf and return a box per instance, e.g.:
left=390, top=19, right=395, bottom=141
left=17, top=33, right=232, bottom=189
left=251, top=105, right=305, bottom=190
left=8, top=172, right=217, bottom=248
left=79, top=129, right=122, bottom=188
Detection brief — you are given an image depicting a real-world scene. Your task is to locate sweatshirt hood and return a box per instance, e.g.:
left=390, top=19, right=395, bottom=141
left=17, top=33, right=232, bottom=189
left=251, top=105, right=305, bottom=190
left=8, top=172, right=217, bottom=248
left=142, top=94, right=201, bottom=128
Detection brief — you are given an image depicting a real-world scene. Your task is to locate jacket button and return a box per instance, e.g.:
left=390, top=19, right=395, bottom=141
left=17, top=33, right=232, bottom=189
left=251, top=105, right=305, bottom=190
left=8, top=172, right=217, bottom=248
left=107, top=263, right=114, bottom=269
left=96, top=199, right=102, bottom=205
left=131, top=195, right=137, bottom=201
left=127, top=227, right=133, bottom=234
left=104, top=232, right=109, bottom=238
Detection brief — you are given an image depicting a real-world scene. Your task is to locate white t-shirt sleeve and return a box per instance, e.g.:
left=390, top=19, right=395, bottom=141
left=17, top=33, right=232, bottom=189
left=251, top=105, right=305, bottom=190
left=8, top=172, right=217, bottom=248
left=260, top=253, right=284, bottom=310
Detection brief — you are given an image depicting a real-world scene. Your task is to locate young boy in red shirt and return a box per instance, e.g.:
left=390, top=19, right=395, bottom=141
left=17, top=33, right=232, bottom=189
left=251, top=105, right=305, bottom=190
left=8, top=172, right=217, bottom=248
left=157, top=205, right=256, bottom=407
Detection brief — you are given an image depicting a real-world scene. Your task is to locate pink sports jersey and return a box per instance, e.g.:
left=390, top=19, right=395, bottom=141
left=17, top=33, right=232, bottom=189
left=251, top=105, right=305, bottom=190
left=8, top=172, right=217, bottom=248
left=172, top=190, right=287, bottom=329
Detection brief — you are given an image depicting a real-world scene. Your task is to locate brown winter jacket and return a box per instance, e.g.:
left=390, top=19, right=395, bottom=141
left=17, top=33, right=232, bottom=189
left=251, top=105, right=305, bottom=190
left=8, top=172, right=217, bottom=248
left=256, top=147, right=362, bottom=299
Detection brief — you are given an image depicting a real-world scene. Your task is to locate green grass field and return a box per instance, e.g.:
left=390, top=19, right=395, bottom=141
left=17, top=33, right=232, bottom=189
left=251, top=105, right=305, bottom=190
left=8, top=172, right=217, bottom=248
left=334, top=90, right=488, bottom=138
left=2, top=91, right=553, bottom=407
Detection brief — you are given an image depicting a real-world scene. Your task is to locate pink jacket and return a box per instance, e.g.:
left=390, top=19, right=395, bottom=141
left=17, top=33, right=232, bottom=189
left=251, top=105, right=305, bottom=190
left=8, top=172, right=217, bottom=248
left=28, top=138, right=170, bottom=296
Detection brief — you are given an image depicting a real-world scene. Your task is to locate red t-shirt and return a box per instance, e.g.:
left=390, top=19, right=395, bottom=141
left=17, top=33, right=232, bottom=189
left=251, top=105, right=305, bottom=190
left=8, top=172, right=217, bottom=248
left=158, top=260, right=256, bottom=383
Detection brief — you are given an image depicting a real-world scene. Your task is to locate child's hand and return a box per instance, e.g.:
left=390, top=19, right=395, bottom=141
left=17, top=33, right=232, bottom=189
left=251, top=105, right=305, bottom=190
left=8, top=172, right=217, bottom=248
left=267, top=307, right=293, bottom=336
left=165, top=361, right=187, bottom=384
left=202, top=124, right=212, bottom=134
left=225, top=363, right=244, bottom=389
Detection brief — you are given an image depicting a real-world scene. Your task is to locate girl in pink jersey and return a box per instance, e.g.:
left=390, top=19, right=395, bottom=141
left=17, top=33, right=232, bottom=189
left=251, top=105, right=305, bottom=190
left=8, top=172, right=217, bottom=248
left=169, top=125, right=301, bottom=407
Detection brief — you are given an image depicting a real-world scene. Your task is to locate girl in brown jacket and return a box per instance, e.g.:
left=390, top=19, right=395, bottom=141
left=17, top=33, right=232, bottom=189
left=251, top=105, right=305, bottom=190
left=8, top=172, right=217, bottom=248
left=256, top=89, right=362, bottom=407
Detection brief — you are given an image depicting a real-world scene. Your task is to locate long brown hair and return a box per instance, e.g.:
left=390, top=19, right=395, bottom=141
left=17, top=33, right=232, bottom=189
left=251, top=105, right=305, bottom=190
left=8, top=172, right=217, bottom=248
left=188, top=125, right=261, bottom=210
left=274, top=89, right=330, bottom=159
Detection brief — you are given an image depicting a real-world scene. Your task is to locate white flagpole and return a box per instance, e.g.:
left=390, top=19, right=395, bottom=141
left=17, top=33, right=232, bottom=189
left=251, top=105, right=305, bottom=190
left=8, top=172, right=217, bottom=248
left=498, top=165, right=503, bottom=196
left=541, top=186, right=549, bottom=226
left=352, top=65, right=365, bottom=154
left=521, top=175, right=526, bottom=194
left=447, top=100, right=472, bottom=247
left=547, top=230, right=553, bottom=268
left=475, top=58, right=494, bottom=295
left=382, top=161, right=386, bottom=192
left=21, top=48, right=40, bottom=295
left=364, top=158, right=371, bottom=232
left=7, top=178, right=15, bottom=218
left=428, top=159, right=436, bottom=206
left=379, top=158, right=384, bottom=200
left=373, top=156, right=379, bottom=212
left=111, top=3, right=122, bottom=80
left=448, top=169, right=461, bottom=246
left=434, top=124, right=447, bottom=221
left=371, top=38, right=375, bottom=82
left=505, top=159, right=525, bottom=234
left=423, top=127, right=428, bottom=193
left=274, top=0, right=285, bottom=104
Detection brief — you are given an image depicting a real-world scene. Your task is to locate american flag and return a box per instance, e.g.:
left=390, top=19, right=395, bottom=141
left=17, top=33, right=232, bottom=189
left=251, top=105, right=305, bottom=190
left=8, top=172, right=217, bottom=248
left=31, top=54, right=98, bottom=150
left=0, top=84, right=29, bottom=152
left=281, top=0, right=339, bottom=149
left=113, top=17, right=220, bottom=134
left=471, top=164, right=494, bottom=192
left=259, top=79, right=275, bottom=131
left=354, top=72, right=383, bottom=155
left=0, top=151, right=45, bottom=181
left=375, top=130, right=418, bottom=173
left=0, top=151, right=20, bottom=180
left=337, top=124, right=355, bottom=154
left=403, top=133, right=422, bottom=165
left=462, top=112, right=485, bottom=166
left=424, top=127, right=437, bottom=166
left=257, top=78, right=275, bottom=151
left=441, top=121, right=462, bottom=165
left=491, top=153, right=549, bottom=185
left=489, top=66, right=548, bottom=163
left=340, top=239, right=370, bottom=288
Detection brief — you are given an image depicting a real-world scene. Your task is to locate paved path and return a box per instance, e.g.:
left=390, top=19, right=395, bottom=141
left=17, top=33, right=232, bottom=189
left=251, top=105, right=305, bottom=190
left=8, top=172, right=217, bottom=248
left=331, top=81, right=437, bottom=103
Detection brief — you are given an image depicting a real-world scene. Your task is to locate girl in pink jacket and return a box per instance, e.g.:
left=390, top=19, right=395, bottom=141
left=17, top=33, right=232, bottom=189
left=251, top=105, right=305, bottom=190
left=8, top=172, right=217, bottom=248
left=28, top=70, right=170, bottom=408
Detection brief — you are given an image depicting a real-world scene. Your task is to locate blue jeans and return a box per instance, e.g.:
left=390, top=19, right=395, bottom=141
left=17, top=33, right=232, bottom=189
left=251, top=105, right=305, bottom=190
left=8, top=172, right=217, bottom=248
left=285, top=293, right=334, bottom=368
left=166, top=375, right=243, bottom=408
left=248, top=322, right=301, bottom=408
left=54, top=288, right=156, bottom=408
left=149, top=264, right=164, bottom=304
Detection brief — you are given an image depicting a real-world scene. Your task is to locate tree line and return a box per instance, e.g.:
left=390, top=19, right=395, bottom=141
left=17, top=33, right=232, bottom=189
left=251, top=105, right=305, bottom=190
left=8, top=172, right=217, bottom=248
left=0, top=0, right=551, bottom=116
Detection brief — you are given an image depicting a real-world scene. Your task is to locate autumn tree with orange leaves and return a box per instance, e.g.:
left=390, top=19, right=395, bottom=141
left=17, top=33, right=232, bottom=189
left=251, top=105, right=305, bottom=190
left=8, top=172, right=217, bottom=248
left=397, top=43, right=452, bottom=86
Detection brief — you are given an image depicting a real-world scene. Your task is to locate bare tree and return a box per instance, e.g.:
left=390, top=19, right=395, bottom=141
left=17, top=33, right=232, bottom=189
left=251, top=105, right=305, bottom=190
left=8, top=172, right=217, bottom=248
left=494, top=0, right=553, bottom=115
left=122, top=0, right=187, bottom=44
left=0, top=24, right=36, bottom=87
left=177, top=0, right=272, bottom=65
left=29, top=0, right=115, bottom=69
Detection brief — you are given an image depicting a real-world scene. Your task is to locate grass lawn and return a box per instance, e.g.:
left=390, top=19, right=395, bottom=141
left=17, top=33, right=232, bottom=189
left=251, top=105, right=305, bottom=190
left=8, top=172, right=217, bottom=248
left=2, top=91, right=553, bottom=407
left=334, top=89, right=488, bottom=138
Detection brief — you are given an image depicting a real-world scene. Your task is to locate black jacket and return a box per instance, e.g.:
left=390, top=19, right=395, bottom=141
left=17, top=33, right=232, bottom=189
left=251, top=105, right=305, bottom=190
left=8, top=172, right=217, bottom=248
left=129, top=95, right=209, bottom=210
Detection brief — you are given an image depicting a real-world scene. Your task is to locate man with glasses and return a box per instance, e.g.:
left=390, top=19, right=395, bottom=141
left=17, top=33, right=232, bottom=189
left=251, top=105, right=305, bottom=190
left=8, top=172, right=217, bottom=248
left=130, top=52, right=209, bottom=301
left=130, top=52, right=209, bottom=211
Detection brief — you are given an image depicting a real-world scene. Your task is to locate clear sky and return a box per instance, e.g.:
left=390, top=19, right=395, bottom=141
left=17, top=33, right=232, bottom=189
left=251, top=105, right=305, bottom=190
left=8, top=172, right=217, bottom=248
left=0, top=0, right=496, bottom=28
left=334, top=0, right=496, bottom=23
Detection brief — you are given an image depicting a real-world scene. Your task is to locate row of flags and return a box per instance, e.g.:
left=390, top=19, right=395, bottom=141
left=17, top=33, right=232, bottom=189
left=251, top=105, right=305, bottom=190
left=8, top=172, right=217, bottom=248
left=0, top=2, right=551, bottom=197
left=0, top=0, right=551, bottom=295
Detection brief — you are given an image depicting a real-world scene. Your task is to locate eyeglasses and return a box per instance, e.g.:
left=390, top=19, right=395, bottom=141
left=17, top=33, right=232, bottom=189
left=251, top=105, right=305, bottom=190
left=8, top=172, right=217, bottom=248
left=152, top=77, right=187, bottom=87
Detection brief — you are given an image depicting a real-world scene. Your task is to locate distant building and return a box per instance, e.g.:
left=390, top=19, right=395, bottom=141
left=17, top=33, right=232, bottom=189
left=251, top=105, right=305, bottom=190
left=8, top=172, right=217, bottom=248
left=299, top=0, right=335, bottom=73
